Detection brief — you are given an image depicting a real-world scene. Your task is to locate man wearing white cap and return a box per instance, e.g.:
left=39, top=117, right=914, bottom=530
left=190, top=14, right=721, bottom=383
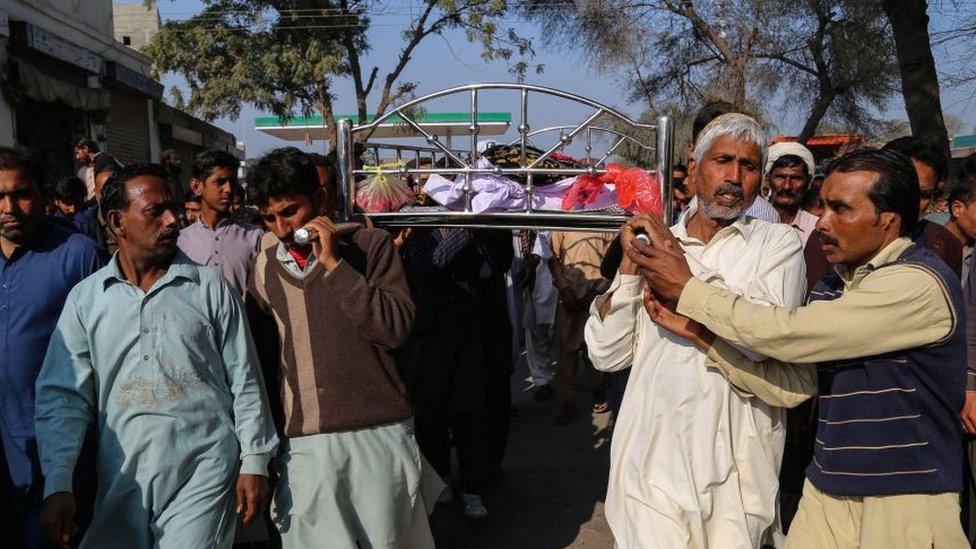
left=765, top=142, right=819, bottom=244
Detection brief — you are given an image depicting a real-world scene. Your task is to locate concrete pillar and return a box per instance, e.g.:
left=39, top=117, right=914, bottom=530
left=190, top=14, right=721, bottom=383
left=0, top=86, right=15, bottom=147
left=147, top=98, right=161, bottom=162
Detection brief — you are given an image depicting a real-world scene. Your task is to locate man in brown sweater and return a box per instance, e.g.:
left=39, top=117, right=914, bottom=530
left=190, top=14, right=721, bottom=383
left=245, top=147, right=441, bottom=549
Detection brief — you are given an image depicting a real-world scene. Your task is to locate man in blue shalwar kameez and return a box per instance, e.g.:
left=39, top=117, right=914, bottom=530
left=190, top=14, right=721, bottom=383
left=34, top=164, right=279, bottom=548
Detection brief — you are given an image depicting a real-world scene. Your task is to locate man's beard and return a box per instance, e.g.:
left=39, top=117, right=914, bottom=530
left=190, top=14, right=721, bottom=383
left=0, top=215, right=37, bottom=243
left=699, top=184, right=750, bottom=220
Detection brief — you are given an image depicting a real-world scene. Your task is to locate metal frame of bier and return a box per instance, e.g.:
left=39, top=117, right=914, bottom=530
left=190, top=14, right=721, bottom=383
left=335, top=83, right=674, bottom=232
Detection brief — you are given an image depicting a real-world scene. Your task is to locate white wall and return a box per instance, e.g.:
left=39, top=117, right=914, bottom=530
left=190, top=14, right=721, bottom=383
left=0, top=0, right=150, bottom=73
left=36, top=0, right=114, bottom=38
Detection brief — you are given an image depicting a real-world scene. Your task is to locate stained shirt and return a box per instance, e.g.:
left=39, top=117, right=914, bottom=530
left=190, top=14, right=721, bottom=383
left=178, top=218, right=264, bottom=295
left=35, top=251, right=278, bottom=498
left=0, top=221, right=104, bottom=491
left=584, top=204, right=806, bottom=548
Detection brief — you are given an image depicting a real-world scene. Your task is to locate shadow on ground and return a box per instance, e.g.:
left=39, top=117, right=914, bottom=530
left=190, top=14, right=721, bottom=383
left=430, top=363, right=615, bottom=549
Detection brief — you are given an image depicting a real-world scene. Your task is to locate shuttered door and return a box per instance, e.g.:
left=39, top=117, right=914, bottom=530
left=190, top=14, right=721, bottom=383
left=105, top=89, right=150, bottom=165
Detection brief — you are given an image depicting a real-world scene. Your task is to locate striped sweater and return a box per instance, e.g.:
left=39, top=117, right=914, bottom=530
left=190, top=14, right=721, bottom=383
left=247, top=229, right=415, bottom=437
left=807, top=245, right=966, bottom=495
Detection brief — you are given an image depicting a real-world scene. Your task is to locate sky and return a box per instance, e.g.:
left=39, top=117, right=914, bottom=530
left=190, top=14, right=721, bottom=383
left=128, top=0, right=976, bottom=158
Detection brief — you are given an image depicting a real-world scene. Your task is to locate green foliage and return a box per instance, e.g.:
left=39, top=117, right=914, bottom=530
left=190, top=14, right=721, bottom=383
left=144, top=0, right=536, bottom=142
left=518, top=0, right=897, bottom=139
left=143, top=1, right=348, bottom=123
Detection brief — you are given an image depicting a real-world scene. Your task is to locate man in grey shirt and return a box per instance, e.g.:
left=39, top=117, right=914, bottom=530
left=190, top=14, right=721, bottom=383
left=178, top=150, right=262, bottom=294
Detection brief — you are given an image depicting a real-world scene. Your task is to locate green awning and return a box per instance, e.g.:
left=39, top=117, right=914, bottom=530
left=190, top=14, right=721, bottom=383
left=255, top=111, right=511, bottom=141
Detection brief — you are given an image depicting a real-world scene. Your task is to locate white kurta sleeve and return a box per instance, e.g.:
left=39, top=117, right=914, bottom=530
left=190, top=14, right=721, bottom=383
left=585, top=273, right=643, bottom=372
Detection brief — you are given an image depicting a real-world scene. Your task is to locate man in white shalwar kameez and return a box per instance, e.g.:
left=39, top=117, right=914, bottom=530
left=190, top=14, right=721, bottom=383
left=585, top=114, right=812, bottom=548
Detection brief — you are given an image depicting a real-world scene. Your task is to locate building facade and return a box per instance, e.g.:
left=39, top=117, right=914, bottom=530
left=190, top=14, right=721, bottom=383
left=0, top=0, right=239, bottom=189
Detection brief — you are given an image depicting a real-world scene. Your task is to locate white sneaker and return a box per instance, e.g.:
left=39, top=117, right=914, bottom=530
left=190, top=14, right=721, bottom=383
left=461, top=493, right=488, bottom=519
left=436, top=486, right=454, bottom=505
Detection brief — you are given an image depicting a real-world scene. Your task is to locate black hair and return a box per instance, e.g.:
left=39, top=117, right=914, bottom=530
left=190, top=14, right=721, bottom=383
left=307, top=152, right=335, bottom=168
left=247, top=147, right=319, bottom=206
left=100, top=163, right=172, bottom=221
left=673, top=163, right=688, bottom=174
left=192, top=149, right=239, bottom=181
left=231, top=184, right=246, bottom=200
left=769, top=154, right=810, bottom=179
left=53, top=176, right=86, bottom=202
left=947, top=153, right=976, bottom=212
left=184, top=191, right=202, bottom=204
left=881, top=136, right=948, bottom=183
left=0, top=146, right=38, bottom=183
left=94, top=154, right=121, bottom=175
left=691, top=101, right=739, bottom=143
left=73, top=137, right=99, bottom=153
left=825, top=149, right=920, bottom=237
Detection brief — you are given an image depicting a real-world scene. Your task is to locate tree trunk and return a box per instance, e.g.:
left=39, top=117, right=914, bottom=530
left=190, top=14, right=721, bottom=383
left=880, top=0, right=949, bottom=156
left=797, top=90, right=836, bottom=143
left=315, top=83, right=338, bottom=149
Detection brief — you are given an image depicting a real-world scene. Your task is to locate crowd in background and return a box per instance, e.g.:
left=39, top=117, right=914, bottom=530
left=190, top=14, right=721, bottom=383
left=3, top=97, right=976, bottom=549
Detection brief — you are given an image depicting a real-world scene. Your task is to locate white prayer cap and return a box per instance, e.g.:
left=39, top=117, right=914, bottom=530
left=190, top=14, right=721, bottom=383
left=765, top=142, right=815, bottom=178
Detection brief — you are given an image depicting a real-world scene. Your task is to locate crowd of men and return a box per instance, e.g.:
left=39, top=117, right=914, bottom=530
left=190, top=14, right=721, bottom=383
left=3, top=99, right=976, bottom=549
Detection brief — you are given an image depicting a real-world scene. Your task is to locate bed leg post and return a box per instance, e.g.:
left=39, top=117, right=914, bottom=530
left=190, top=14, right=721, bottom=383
left=656, top=114, right=674, bottom=224
left=337, top=118, right=354, bottom=222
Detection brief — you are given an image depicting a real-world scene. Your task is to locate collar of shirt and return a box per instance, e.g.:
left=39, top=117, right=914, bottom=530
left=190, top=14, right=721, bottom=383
left=834, top=236, right=914, bottom=288
left=100, top=250, right=200, bottom=291
left=792, top=209, right=819, bottom=230
left=192, top=217, right=238, bottom=232
left=276, top=241, right=319, bottom=277
left=672, top=199, right=755, bottom=246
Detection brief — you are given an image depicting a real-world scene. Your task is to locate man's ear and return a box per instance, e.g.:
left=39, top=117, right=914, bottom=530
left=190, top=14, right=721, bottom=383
left=189, top=178, right=204, bottom=197
left=878, top=211, right=899, bottom=234
left=107, top=210, right=124, bottom=237
left=951, top=199, right=964, bottom=220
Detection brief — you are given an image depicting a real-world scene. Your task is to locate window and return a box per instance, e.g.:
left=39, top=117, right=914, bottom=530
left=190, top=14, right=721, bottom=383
left=122, top=36, right=131, bottom=46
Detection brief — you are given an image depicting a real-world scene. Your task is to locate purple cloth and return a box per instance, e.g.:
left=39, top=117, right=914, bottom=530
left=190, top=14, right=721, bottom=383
left=177, top=218, right=264, bottom=295
left=423, top=157, right=619, bottom=213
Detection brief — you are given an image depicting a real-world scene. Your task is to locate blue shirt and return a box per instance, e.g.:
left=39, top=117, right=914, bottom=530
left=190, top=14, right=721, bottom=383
left=0, top=220, right=105, bottom=491
left=36, top=251, right=278, bottom=498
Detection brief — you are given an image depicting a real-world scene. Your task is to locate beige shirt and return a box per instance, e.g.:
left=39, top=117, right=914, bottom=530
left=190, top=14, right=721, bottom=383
left=585, top=209, right=807, bottom=547
left=678, top=237, right=954, bottom=368
left=549, top=231, right=615, bottom=300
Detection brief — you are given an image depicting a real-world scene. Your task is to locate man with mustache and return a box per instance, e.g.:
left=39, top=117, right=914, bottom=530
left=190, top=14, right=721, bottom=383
left=0, top=148, right=105, bottom=548
left=36, top=164, right=279, bottom=548
left=178, top=150, right=263, bottom=295
left=766, top=142, right=818, bottom=245
left=634, top=149, right=968, bottom=547
left=585, top=113, right=810, bottom=547
left=599, top=101, right=778, bottom=280
left=804, top=138, right=962, bottom=295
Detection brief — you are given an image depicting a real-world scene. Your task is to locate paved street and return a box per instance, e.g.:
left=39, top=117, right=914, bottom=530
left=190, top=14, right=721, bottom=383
left=430, top=362, right=616, bottom=548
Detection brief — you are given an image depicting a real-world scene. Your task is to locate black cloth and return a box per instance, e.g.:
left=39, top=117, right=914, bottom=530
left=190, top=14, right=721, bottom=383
left=600, top=236, right=623, bottom=281
left=398, top=333, right=488, bottom=494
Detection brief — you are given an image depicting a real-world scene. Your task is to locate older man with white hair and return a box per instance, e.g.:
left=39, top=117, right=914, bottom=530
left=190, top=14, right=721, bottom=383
left=585, top=113, right=812, bottom=547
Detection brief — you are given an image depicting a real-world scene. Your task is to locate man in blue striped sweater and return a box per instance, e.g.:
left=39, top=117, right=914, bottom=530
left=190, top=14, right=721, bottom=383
left=632, top=149, right=969, bottom=548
